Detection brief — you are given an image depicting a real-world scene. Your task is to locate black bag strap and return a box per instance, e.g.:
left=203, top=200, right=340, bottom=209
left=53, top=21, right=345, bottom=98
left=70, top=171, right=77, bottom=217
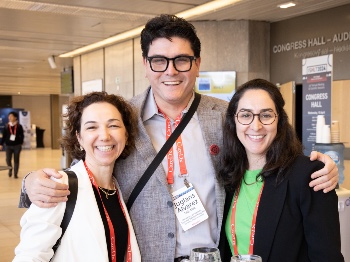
left=52, top=170, right=78, bottom=253
left=126, top=93, right=201, bottom=211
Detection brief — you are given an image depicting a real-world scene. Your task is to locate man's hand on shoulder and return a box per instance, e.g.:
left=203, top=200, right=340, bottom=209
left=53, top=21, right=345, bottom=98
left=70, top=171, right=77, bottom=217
left=25, top=168, right=70, bottom=208
left=309, top=151, right=339, bottom=193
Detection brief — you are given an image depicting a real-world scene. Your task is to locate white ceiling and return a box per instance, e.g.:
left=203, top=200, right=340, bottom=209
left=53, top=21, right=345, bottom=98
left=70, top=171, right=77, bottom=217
left=1, top=0, right=349, bottom=96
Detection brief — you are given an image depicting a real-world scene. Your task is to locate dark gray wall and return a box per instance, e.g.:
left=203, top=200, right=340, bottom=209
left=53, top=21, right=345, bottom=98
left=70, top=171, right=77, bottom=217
left=271, top=4, right=350, bottom=84
left=194, top=20, right=270, bottom=86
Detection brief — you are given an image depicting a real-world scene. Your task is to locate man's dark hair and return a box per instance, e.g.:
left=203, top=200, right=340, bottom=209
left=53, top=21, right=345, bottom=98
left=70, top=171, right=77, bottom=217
left=140, top=14, right=201, bottom=58
left=8, top=111, right=18, bottom=119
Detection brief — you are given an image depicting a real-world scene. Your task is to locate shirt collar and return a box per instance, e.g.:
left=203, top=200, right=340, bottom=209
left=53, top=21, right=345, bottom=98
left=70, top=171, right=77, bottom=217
left=142, top=88, right=196, bottom=122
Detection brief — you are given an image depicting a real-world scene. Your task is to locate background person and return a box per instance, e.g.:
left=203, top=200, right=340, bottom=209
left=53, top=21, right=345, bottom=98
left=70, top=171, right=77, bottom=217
left=0, top=111, right=24, bottom=178
left=20, top=15, right=339, bottom=261
left=14, top=92, right=141, bottom=261
left=218, top=79, right=343, bottom=261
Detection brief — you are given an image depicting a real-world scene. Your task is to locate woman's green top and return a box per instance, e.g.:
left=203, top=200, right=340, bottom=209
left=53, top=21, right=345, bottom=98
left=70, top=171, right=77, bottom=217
left=225, top=169, right=263, bottom=255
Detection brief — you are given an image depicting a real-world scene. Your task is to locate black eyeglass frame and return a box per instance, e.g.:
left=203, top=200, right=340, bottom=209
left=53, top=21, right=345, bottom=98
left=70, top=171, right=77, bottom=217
left=146, top=55, right=197, bottom=72
left=234, top=111, right=278, bottom=125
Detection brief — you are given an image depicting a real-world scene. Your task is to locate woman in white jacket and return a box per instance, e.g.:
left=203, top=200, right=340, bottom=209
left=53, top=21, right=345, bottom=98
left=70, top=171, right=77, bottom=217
left=14, top=92, right=141, bottom=262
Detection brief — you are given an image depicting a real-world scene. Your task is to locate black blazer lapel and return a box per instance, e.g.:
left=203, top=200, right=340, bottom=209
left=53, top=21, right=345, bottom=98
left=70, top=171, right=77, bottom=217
left=253, top=176, right=288, bottom=261
left=219, top=190, right=235, bottom=260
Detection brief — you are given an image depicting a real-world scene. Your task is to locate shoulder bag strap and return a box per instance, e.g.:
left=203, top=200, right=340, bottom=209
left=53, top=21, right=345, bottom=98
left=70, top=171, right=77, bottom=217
left=126, top=93, right=201, bottom=211
left=52, top=170, right=78, bottom=253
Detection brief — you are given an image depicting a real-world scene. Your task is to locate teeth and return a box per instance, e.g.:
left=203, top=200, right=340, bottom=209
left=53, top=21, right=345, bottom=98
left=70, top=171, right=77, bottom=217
left=248, top=135, right=264, bottom=140
left=163, top=81, right=181, bottom=85
left=97, top=146, right=113, bottom=152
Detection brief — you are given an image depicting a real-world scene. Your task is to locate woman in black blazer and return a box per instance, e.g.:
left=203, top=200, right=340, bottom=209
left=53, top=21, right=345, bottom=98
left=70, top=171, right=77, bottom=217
left=218, top=79, right=343, bottom=262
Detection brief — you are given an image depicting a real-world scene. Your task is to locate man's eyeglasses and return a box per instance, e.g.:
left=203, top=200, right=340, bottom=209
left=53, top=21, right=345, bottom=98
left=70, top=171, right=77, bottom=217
left=235, top=111, right=278, bottom=125
left=146, top=55, right=196, bottom=72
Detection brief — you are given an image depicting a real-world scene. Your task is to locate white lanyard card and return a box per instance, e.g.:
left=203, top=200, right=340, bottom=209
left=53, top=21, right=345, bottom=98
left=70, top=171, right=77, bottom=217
left=171, top=183, right=208, bottom=231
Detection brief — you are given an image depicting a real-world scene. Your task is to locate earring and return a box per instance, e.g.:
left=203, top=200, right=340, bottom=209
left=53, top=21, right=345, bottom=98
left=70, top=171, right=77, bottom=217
left=80, top=145, right=84, bottom=151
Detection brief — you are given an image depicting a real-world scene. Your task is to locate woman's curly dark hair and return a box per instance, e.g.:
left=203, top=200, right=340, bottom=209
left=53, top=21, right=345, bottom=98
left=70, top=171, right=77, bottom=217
left=60, top=92, right=137, bottom=161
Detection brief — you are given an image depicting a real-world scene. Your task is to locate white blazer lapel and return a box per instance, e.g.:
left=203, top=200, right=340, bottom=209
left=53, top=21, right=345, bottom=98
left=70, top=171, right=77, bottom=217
left=66, top=161, right=108, bottom=259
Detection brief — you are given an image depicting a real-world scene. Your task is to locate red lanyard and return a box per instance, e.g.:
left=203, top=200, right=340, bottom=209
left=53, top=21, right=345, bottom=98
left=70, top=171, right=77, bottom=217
left=9, top=124, right=17, bottom=135
left=158, top=108, right=188, bottom=185
left=84, top=162, right=132, bottom=262
left=230, top=182, right=264, bottom=255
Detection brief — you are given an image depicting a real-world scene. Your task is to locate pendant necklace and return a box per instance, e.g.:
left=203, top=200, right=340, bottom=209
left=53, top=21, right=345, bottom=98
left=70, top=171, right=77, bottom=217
left=243, top=175, right=263, bottom=186
left=98, top=180, right=117, bottom=199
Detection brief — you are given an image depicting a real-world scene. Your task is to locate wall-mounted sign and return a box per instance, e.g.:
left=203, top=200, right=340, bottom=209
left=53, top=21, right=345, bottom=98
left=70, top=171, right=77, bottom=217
left=272, top=31, right=350, bottom=57
left=195, top=71, right=236, bottom=102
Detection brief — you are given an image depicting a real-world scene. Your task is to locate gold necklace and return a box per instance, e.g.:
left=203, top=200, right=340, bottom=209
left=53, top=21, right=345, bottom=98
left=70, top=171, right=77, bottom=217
left=98, top=180, right=117, bottom=199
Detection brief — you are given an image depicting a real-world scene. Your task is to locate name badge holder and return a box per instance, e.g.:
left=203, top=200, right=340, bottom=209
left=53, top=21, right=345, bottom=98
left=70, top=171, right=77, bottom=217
left=172, top=181, right=208, bottom=231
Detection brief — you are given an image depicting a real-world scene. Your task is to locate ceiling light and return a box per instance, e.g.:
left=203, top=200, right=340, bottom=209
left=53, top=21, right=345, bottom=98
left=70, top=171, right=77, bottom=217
left=177, top=0, right=242, bottom=20
left=278, top=2, right=296, bottom=8
left=59, top=0, right=243, bottom=57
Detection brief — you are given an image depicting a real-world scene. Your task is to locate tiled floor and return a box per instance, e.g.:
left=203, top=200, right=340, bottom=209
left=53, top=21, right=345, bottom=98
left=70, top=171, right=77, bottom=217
left=0, top=148, right=62, bottom=262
